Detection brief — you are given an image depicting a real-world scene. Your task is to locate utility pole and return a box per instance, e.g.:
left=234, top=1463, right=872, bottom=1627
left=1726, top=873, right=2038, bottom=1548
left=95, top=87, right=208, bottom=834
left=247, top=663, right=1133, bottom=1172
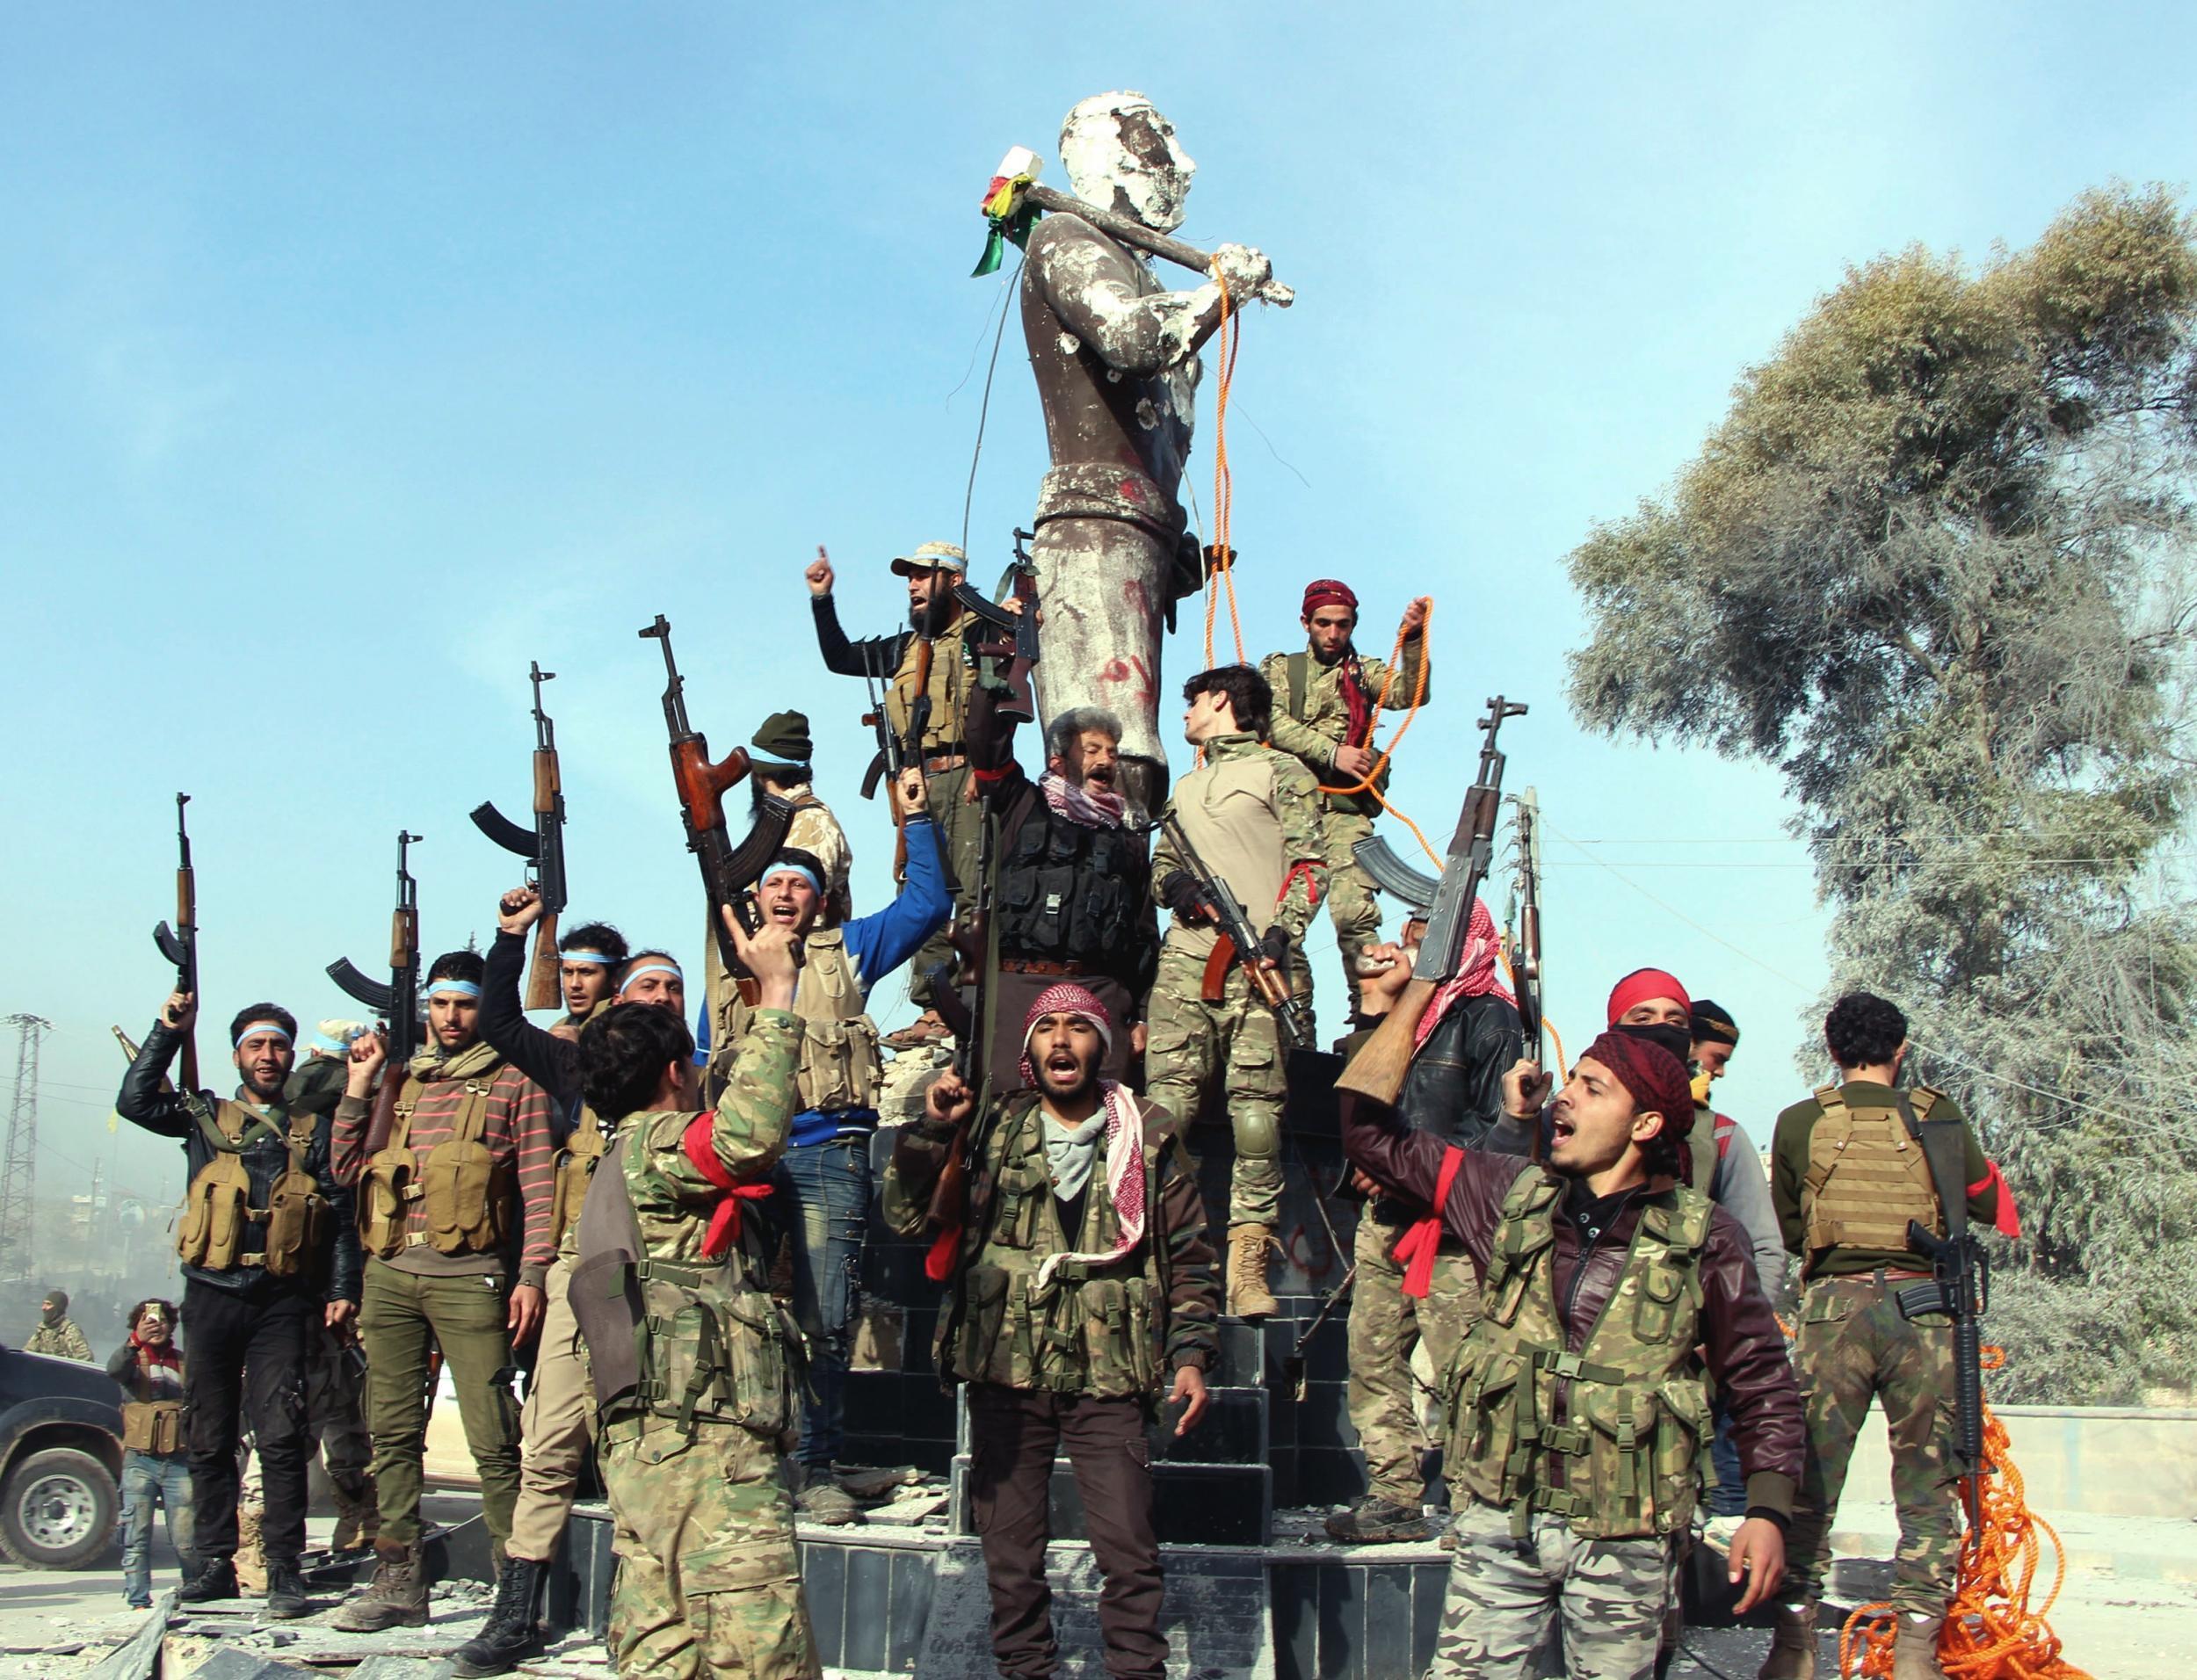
left=2, top=1015, right=51, bottom=1281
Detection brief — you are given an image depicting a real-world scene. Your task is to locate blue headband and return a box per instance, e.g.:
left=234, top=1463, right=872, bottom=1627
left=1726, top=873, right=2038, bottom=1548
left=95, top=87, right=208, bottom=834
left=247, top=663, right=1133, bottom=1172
left=763, top=863, right=823, bottom=895
left=561, top=950, right=613, bottom=966
left=234, top=1022, right=293, bottom=1047
left=424, top=978, right=483, bottom=999
left=310, top=1028, right=360, bottom=1053
left=620, top=962, right=683, bottom=991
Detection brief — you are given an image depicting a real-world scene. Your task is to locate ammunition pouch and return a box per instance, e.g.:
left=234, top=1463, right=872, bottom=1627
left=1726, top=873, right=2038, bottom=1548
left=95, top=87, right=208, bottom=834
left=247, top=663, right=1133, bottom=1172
left=421, top=1079, right=511, bottom=1255
left=359, top=1141, right=418, bottom=1260
left=548, top=1109, right=609, bottom=1254
left=636, top=1258, right=800, bottom=1438
left=120, top=1400, right=185, bottom=1456
left=176, top=1152, right=254, bottom=1271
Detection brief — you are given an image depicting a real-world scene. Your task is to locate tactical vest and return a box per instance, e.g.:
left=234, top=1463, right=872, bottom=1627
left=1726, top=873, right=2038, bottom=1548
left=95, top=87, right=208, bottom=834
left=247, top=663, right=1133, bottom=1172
left=888, top=618, right=974, bottom=752
left=946, top=1101, right=1166, bottom=1399
left=548, top=1104, right=609, bottom=1256
left=1284, top=648, right=1389, bottom=814
left=1444, top=1166, right=1715, bottom=1540
left=997, top=804, right=1148, bottom=966
left=175, top=1101, right=326, bottom=1278
left=567, top=1119, right=799, bottom=1438
left=121, top=1400, right=185, bottom=1455
left=1802, top=1085, right=1945, bottom=1257
left=357, top=1070, right=511, bottom=1260
left=725, top=931, right=882, bottom=1115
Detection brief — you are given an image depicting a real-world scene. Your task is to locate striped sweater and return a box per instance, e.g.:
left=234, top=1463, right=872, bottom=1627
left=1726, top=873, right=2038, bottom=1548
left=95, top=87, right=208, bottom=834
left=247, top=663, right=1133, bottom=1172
left=331, top=1045, right=558, bottom=1288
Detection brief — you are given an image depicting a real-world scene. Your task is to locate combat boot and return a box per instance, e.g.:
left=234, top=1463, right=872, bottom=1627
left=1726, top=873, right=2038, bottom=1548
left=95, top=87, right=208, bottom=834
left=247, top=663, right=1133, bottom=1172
left=264, top=1561, right=312, bottom=1620
left=1890, top=1614, right=1947, bottom=1680
left=178, top=1556, right=239, bottom=1604
left=452, top=1555, right=544, bottom=1676
left=1323, top=1495, right=1434, bottom=1544
left=1756, top=1601, right=1817, bottom=1680
left=330, top=1478, right=380, bottom=1552
left=333, top=1539, right=429, bottom=1632
left=1226, top=1223, right=1278, bottom=1319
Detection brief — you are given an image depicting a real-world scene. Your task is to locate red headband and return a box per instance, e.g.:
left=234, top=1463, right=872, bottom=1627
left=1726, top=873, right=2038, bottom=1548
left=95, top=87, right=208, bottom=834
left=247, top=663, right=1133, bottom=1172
left=1302, top=579, right=1359, bottom=617
left=1606, top=967, right=1691, bottom=1025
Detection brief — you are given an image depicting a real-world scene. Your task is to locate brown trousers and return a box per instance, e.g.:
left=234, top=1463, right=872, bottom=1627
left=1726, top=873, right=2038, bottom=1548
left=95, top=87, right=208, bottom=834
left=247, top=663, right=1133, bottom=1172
left=965, top=1382, right=1166, bottom=1680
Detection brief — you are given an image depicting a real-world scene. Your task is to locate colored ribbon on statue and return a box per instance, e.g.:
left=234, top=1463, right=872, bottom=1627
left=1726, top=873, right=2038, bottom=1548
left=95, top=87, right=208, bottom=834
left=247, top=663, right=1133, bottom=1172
left=972, top=172, right=1042, bottom=277
left=1393, top=1145, right=1467, bottom=1299
left=680, top=1115, right=774, bottom=1260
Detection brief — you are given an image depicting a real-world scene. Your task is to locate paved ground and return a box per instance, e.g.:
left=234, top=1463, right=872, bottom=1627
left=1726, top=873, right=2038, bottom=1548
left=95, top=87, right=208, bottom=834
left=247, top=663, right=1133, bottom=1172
left=3, top=1493, right=2186, bottom=1678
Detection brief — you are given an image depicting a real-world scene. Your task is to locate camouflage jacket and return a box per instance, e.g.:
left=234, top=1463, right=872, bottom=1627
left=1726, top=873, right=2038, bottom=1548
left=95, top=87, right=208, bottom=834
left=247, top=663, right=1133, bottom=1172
left=1150, top=733, right=1327, bottom=961
left=1259, top=635, right=1429, bottom=815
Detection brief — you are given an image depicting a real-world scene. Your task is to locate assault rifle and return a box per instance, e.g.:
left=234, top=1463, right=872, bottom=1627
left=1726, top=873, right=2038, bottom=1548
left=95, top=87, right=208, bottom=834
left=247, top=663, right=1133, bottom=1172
left=859, top=641, right=929, bottom=882
left=920, top=805, right=1000, bottom=1278
left=1157, top=811, right=1315, bottom=1051
left=1508, top=787, right=1545, bottom=1067
left=470, top=661, right=568, bottom=1011
left=329, top=831, right=424, bottom=1154
left=150, top=793, right=199, bottom=1095
left=1895, top=1095, right=1992, bottom=1521
left=637, top=615, right=795, bottom=988
left=952, top=529, right=1041, bottom=723
left=1337, top=696, right=1526, bottom=1104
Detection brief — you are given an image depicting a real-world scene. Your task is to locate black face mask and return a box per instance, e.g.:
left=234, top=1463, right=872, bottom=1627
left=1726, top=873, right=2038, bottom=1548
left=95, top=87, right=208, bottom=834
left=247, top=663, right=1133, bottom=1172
left=1614, top=1020, right=1693, bottom=1072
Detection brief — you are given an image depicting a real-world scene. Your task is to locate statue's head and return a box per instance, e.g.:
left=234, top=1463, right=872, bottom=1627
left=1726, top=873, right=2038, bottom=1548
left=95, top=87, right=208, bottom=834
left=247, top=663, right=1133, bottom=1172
left=1060, top=91, right=1194, bottom=234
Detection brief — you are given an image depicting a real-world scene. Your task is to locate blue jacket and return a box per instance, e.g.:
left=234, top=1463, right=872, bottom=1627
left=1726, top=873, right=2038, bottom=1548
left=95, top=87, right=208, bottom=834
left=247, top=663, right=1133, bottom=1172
left=695, top=815, right=951, bottom=1145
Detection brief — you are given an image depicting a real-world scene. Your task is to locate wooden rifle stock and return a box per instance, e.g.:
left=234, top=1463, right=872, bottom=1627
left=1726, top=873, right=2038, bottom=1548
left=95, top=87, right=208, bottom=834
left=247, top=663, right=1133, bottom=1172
left=176, top=859, right=199, bottom=1095
left=525, top=910, right=562, bottom=1013
left=672, top=739, right=752, bottom=837
left=361, top=1059, right=402, bottom=1157
left=1333, top=978, right=1439, bottom=1105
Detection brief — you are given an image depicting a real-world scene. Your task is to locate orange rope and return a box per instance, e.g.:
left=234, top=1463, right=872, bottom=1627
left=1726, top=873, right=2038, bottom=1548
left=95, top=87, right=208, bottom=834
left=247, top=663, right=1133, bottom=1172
left=1312, top=598, right=1439, bottom=867
left=1838, top=1350, right=2091, bottom=1680
left=1202, top=260, right=1245, bottom=670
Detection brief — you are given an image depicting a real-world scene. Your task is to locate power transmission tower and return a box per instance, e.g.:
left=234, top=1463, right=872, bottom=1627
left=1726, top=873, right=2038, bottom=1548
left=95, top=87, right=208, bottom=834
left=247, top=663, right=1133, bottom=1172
left=2, top=1014, right=51, bottom=1280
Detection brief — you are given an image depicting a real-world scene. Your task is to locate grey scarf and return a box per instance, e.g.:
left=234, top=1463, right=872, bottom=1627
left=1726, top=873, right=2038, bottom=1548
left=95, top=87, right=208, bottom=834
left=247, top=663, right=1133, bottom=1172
left=1045, top=1109, right=1110, bottom=1204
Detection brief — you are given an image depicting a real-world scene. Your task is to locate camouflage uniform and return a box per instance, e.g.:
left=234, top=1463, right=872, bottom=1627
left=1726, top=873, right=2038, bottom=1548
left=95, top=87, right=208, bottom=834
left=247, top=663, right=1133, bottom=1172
left=25, top=1316, right=93, bottom=1361
left=1436, top=1501, right=1669, bottom=1679
left=1770, top=1082, right=2000, bottom=1619
left=1347, top=1203, right=1479, bottom=1510
left=591, top=1011, right=820, bottom=1680
left=1144, top=732, right=1327, bottom=1229
left=1259, top=632, right=1427, bottom=1015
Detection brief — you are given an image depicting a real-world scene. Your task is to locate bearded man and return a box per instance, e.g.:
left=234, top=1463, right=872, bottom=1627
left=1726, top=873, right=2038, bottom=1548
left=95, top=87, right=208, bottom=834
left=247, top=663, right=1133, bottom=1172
left=883, top=986, right=1220, bottom=1680
left=963, top=682, right=1159, bottom=1091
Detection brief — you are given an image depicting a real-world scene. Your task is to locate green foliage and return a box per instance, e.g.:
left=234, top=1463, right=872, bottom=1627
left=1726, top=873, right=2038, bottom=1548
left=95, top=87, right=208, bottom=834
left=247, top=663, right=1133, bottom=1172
left=1566, top=186, right=2197, bottom=1401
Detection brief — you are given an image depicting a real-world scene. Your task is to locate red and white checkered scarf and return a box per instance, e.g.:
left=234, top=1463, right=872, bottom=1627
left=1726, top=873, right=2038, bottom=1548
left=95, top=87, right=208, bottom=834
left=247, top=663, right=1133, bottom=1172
left=1020, top=981, right=1147, bottom=1287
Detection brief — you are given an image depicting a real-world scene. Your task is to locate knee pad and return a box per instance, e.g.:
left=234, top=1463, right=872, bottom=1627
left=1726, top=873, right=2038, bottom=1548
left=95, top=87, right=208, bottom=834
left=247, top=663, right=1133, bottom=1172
left=1233, top=1109, right=1280, bottom=1163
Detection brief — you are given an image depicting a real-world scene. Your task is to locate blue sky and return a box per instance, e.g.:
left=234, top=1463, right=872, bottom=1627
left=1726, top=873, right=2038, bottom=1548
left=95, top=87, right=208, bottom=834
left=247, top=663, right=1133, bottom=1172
left=4, top=4, right=2191, bottom=1206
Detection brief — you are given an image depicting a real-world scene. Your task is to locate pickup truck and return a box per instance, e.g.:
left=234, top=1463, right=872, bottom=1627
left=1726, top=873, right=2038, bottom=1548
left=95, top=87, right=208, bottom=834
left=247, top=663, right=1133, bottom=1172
left=0, top=1340, right=124, bottom=1568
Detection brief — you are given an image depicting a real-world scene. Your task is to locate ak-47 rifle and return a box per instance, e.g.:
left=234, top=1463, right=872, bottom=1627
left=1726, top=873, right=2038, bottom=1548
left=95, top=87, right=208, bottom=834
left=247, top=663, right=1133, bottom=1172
left=952, top=528, right=1041, bottom=723
left=1896, top=1095, right=1993, bottom=1521
left=329, top=830, right=424, bottom=1153
left=1508, top=787, right=1545, bottom=1068
left=637, top=615, right=796, bottom=994
left=470, top=662, right=568, bottom=1011
left=860, top=641, right=930, bottom=882
left=920, top=803, right=999, bottom=1275
left=151, top=793, right=199, bottom=1096
left=1337, top=697, right=1527, bottom=1104
left=1157, top=812, right=1316, bottom=1051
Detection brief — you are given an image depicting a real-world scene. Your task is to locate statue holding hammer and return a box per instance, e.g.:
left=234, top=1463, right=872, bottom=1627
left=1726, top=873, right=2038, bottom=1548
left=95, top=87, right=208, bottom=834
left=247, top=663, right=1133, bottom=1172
left=1017, top=91, right=1290, bottom=809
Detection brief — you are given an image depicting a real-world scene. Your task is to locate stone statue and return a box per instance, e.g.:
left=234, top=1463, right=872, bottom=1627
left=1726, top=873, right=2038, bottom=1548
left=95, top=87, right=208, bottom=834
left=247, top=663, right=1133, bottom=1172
left=1021, top=91, right=1282, bottom=807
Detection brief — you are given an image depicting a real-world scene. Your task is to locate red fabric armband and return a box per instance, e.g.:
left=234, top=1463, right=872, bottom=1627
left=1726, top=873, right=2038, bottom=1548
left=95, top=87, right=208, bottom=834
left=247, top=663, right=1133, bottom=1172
left=970, top=764, right=1012, bottom=786
left=1392, top=1146, right=1467, bottom=1300
left=1280, top=859, right=1324, bottom=910
left=1969, top=1158, right=2020, bottom=1239
left=924, top=1224, right=962, bottom=1283
left=681, top=1114, right=774, bottom=1260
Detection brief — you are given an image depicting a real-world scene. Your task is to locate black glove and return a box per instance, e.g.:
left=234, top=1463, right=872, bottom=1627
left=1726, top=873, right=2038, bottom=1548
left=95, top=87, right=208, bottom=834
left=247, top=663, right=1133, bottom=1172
left=1158, top=870, right=1205, bottom=916
left=1258, top=923, right=1292, bottom=967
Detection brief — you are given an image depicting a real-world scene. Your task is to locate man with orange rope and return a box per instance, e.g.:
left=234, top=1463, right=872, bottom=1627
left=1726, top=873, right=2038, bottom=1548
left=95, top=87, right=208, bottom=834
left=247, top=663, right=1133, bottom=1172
left=1259, top=582, right=1431, bottom=1022
left=1762, top=992, right=2010, bottom=1680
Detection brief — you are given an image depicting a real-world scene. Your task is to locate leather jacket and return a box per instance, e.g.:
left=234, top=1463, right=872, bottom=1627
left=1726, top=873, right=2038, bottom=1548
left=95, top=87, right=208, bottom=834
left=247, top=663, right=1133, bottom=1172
left=1343, top=1096, right=1804, bottom=1514
left=118, top=1020, right=362, bottom=1303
